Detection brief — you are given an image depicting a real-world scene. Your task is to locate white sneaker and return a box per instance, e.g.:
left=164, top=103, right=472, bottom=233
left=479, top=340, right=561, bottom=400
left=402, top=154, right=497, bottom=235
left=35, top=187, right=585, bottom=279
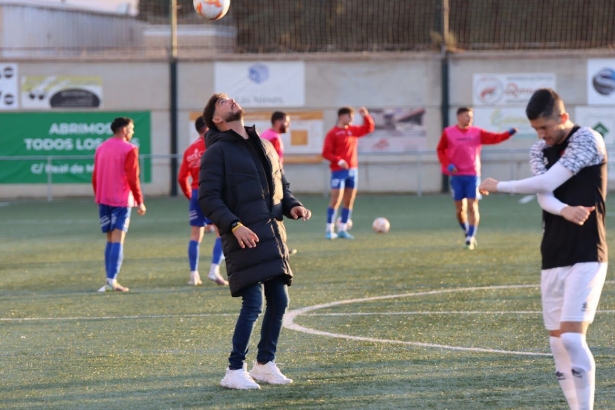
left=464, top=236, right=478, bottom=250
left=220, top=364, right=261, bottom=390
left=249, top=361, right=293, bottom=385
left=208, top=265, right=228, bottom=286
left=98, top=279, right=129, bottom=292
left=188, top=271, right=203, bottom=286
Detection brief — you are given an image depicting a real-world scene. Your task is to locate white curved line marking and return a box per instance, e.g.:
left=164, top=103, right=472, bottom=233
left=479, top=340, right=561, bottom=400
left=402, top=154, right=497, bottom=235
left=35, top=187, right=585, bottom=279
left=284, top=284, right=551, bottom=356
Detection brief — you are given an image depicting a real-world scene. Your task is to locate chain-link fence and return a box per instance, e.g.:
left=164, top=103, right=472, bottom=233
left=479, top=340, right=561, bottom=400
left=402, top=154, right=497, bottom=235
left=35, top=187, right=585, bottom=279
left=1, top=0, right=614, bottom=59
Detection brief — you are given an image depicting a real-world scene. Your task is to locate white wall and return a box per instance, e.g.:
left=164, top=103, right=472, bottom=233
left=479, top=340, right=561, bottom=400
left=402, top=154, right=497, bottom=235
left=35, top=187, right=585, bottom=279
left=2, top=49, right=614, bottom=199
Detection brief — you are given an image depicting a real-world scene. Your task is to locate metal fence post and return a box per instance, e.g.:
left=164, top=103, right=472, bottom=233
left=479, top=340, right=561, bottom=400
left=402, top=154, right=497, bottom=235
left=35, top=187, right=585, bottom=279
left=47, top=156, right=53, bottom=202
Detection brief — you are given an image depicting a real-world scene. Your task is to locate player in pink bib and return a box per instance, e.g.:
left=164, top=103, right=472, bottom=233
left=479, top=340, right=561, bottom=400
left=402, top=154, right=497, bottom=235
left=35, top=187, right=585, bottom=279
left=92, top=117, right=146, bottom=292
left=437, top=107, right=516, bottom=249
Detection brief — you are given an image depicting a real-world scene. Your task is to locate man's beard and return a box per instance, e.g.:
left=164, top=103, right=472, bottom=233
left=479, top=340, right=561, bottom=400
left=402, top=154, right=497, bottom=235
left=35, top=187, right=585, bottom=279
left=224, top=109, right=243, bottom=123
left=279, top=125, right=287, bottom=133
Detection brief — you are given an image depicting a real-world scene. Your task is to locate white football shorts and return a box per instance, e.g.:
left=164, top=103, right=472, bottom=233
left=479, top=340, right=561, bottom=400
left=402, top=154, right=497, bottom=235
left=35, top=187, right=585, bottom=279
left=541, top=262, right=608, bottom=330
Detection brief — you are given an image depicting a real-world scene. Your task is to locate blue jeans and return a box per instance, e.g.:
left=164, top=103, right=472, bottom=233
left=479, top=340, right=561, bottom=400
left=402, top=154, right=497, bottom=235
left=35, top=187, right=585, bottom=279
left=228, top=275, right=289, bottom=370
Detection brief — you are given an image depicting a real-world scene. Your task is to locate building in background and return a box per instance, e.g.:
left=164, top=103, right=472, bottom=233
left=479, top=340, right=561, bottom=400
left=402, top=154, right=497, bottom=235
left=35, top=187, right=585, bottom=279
left=0, top=0, right=236, bottom=59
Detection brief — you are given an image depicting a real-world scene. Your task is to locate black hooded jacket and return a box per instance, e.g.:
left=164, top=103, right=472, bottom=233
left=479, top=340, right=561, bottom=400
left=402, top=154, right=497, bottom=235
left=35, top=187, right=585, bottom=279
left=198, top=126, right=302, bottom=296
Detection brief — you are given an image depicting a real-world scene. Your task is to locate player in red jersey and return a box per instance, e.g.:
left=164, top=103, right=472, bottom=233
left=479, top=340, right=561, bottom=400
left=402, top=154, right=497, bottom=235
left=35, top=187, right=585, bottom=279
left=178, top=117, right=227, bottom=286
left=321, top=106, right=374, bottom=239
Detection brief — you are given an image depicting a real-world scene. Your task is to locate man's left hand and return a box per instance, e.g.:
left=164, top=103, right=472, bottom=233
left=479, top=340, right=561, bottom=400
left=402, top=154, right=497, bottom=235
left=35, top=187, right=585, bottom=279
left=290, top=206, right=312, bottom=221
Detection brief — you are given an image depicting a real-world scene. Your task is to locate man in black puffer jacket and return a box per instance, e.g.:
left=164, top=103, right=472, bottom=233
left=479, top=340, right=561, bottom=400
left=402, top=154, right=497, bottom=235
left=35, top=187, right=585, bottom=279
left=198, top=93, right=312, bottom=390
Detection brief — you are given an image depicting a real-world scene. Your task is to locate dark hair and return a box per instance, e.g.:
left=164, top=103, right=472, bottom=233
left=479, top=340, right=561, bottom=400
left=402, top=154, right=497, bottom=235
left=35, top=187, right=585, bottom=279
left=456, top=107, right=472, bottom=115
left=271, top=111, right=287, bottom=125
left=338, top=107, right=354, bottom=117
left=525, top=88, right=565, bottom=121
left=203, top=93, right=225, bottom=131
left=110, top=117, right=133, bottom=133
left=194, top=116, right=207, bottom=133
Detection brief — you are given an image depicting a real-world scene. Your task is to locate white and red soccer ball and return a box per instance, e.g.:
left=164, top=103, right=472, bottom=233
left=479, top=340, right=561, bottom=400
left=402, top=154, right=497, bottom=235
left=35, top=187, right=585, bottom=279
left=372, top=217, right=390, bottom=233
left=193, top=0, right=230, bottom=21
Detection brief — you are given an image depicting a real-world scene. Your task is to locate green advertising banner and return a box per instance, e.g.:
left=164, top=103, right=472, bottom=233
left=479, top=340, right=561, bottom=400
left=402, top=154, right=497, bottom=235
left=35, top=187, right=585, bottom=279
left=0, top=112, right=151, bottom=184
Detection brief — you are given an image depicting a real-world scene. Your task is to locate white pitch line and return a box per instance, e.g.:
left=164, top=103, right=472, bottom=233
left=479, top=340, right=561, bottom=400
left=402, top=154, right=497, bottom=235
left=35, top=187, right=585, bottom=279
left=0, top=218, right=185, bottom=225
left=305, top=311, right=543, bottom=316
left=284, top=284, right=552, bottom=356
left=304, top=310, right=615, bottom=316
left=0, top=313, right=233, bottom=322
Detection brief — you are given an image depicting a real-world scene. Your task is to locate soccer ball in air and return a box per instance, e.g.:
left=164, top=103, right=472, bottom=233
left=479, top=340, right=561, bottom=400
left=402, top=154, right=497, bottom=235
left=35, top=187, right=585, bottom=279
left=336, top=217, right=353, bottom=231
left=372, top=217, right=390, bottom=233
left=194, top=0, right=230, bottom=21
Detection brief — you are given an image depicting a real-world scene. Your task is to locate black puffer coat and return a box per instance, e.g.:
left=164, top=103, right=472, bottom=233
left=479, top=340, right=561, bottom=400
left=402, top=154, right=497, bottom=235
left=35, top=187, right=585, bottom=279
left=198, top=126, right=302, bottom=297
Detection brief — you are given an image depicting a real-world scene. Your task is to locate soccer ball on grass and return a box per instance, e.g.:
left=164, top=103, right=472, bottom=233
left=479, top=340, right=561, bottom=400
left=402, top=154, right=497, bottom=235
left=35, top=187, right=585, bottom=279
left=372, top=217, right=390, bottom=233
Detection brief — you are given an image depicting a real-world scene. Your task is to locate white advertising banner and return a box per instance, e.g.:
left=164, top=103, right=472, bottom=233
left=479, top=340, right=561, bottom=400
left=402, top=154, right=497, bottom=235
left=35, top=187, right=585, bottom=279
left=214, top=62, right=305, bottom=108
left=21, top=76, right=103, bottom=109
left=575, top=105, right=615, bottom=180
left=473, top=73, right=556, bottom=106
left=0, top=63, right=19, bottom=110
left=242, top=111, right=323, bottom=154
left=575, top=106, right=615, bottom=145
left=357, top=107, right=427, bottom=153
left=587, top=59, right=615, bottom=105
left=472, top=107, right=536, bottom=139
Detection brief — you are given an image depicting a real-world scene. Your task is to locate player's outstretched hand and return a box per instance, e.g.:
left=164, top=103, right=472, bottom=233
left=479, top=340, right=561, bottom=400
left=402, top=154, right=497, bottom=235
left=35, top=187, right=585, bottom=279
left=508, top=127, right=519, bottom=136
left=290, top=206, right=312, bottom=221
left=478, top=178, right=499, bottom=196
left=137, top=203, right=146, bottom=215
left=561, top=205, right=595, bottom=226
left=233, top=225, right=259, bottom=249
left=359, top=107, right=369, bottom=116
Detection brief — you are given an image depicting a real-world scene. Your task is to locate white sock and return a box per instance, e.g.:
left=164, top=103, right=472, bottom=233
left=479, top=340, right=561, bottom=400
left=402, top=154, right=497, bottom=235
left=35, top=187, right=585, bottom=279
left=326, top=223, right=334, bottom=232
left=550, top=336, right=579, bottom=410
left=209, top=263, right=220, bottom=276
left=561, top=333, right=595, bottom=410
left=339, top=223, right=347, bottom=231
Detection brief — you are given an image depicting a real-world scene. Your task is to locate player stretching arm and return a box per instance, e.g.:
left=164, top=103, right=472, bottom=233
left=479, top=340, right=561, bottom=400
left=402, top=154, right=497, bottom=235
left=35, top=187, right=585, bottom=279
left=479, top=88, right=607, bottom=410
left=321, top=106, right=374, bottom=240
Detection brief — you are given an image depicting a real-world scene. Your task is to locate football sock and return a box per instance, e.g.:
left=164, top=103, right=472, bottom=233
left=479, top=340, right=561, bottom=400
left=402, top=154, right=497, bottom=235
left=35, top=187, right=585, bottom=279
left=212, top=237, right=223, bottom=265
left=104, top=242, right=112, bottom=278
left=459, top=221, right=469, bottom=234
left=326, top=207, right=337, bottom=232
left=340, top=208, right=351, bottom=231
left=550, top=336, right=579, bottom=410
left=326, top=207, right=335, bottom=224
left=467, top=225, right=476, bottom=238
left=561, top=332, right=595, bottom=410
left=108, top=242, right=123, bottom=280
left=188, top=240, right=199, bottom=271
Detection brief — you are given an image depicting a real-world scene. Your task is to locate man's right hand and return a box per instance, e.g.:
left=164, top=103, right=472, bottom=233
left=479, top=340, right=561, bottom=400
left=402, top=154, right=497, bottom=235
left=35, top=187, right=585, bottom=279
left=137, top=203, right=146, bottom=215
left=233, top=225, right=259, bottom=249
left=478, top=178, right=499, bottom=195
left=337, top=159, right=349, bottom=170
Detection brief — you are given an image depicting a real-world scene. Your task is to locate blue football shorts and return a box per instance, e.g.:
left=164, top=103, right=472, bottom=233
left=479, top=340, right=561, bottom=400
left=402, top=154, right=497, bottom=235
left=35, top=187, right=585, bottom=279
left=189, top=188, right=212, bottom=227
left=99, top=205, right=132, bottom=233
left=450, top=175, right=480, bottom=201
left=330, top=168, right=358, bottom=190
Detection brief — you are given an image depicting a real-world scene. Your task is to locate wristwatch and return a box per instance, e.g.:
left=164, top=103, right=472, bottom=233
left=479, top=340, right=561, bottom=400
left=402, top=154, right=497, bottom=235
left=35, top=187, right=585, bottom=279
left=230, top=220, right=241, bottom=230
